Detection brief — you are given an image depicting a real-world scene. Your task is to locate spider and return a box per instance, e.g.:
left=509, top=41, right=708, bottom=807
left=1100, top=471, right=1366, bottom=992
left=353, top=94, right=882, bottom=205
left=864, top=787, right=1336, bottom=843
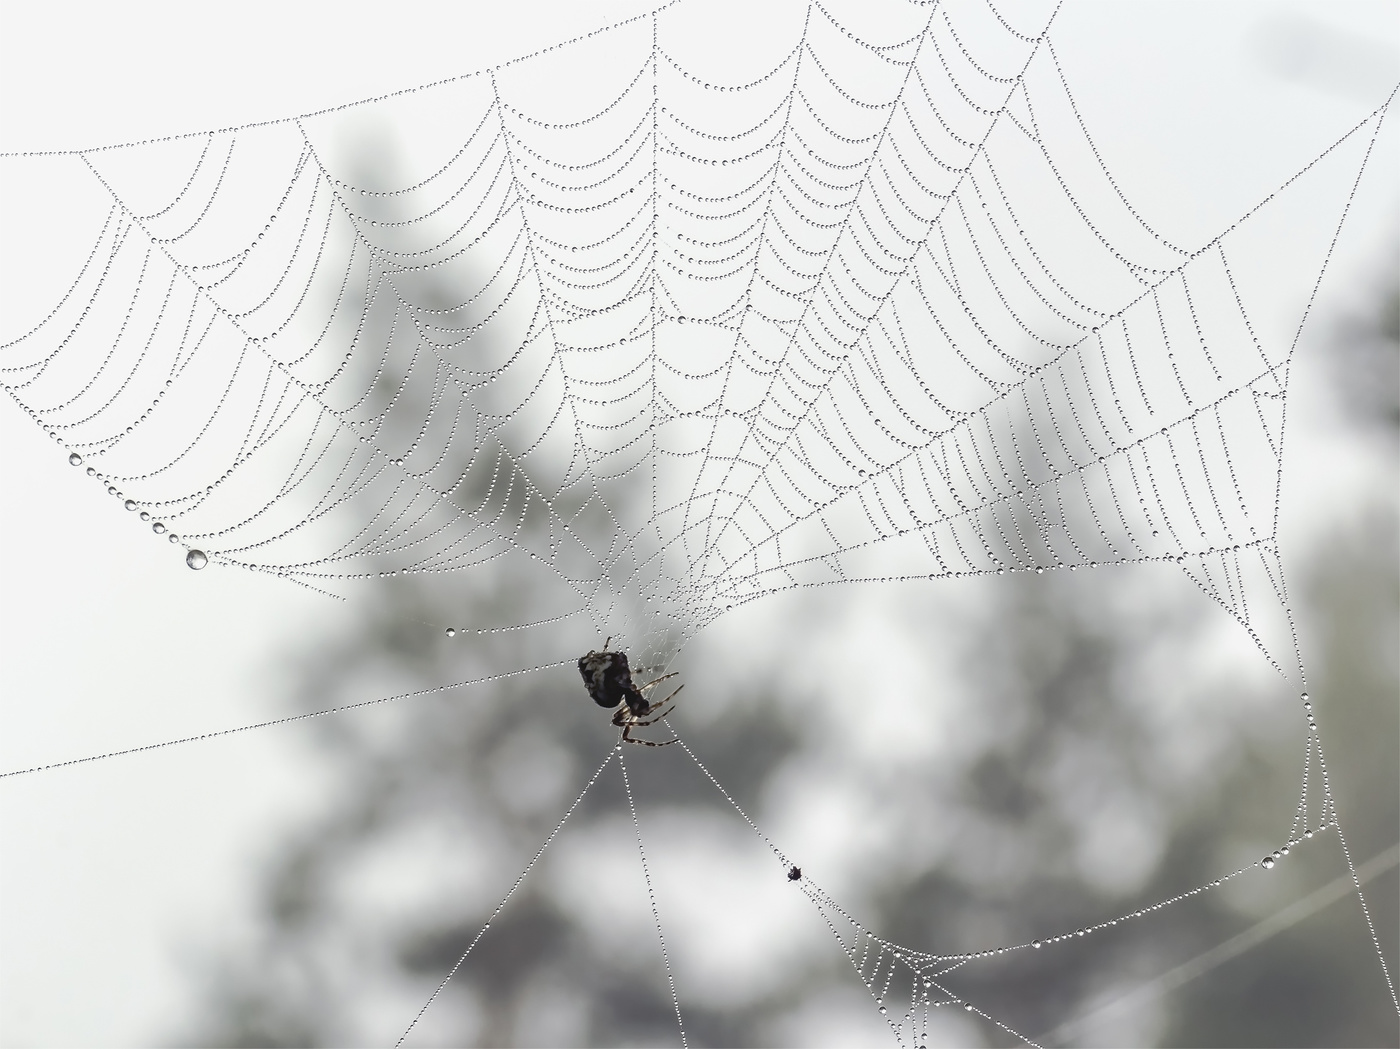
left=577, top=638, right=683, bottom=747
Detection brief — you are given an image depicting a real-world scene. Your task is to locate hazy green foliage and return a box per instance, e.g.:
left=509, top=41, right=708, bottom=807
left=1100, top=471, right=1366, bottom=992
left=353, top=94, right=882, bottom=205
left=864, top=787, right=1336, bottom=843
left=179, top=152, right=1397, bottom=1047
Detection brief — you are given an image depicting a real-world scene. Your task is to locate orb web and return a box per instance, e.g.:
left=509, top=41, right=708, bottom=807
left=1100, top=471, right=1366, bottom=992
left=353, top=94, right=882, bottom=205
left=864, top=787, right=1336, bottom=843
left=2, top=0, right=1396, bottom=1043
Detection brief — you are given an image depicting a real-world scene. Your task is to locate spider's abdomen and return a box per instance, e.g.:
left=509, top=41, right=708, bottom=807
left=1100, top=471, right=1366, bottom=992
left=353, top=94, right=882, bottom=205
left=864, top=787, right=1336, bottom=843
left=578, top=649, right=640, bottom=709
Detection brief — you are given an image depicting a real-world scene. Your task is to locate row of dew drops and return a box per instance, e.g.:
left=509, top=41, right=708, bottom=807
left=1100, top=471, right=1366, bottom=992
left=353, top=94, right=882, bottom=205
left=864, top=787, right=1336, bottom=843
left=67, top=451, right=208, bottom=570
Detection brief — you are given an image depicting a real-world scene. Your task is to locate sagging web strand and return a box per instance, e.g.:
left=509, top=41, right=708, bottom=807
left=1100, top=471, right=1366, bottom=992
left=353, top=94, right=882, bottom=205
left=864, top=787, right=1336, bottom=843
left=2, top=0, right=1397, bottom=1034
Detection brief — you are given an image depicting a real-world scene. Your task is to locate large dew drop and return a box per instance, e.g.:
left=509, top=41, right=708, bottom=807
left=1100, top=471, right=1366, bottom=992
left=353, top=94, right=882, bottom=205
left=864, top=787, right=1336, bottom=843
left=186, top=549, right=208, bottom=570
left=68, top=452, right=82, bottom=466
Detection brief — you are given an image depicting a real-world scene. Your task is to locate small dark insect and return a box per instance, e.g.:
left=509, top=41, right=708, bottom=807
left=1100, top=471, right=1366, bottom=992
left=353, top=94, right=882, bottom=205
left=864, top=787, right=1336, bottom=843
left=577, top=638, right=684, bottom=747
left=787, top=865, right=802, bottom=882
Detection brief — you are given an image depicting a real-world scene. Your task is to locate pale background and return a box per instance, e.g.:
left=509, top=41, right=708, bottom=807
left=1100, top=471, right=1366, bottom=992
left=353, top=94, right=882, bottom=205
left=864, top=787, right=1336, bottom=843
left=1, top=1, right=1396, bottom=1044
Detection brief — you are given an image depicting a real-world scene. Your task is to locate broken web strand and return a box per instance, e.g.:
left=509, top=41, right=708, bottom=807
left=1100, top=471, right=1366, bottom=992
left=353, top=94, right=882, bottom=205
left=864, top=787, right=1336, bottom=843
left=395, top=745, right=618, bottom=1048
left=617, top=745, right=689, bottom=1048
left=674, top=726, right=1357, bottom=1044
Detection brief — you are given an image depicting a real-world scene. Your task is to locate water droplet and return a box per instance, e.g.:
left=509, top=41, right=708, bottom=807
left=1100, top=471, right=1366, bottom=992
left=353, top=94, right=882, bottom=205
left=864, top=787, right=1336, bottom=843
left=1261, top=855, right=1275, bottom=870
left=124, top=499, right=137, bottom=511
left=68, top=453, right=82, bottom=466
left=964, top=1002, right=974, bottom=1012
left=186, top=549, right=208, bottom=570
left=152, top=522, right=166, bottom=534
left=878, top=1006, right=887, bottom=1015
left=1032, top=939, right=1041, bottom=948
left=445, top=627, right=456, bottom=637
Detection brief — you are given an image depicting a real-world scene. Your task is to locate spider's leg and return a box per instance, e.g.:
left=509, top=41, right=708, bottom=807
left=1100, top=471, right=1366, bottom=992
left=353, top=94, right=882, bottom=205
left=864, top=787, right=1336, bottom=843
left=621, top=721, right=679, bottom=747
left=640, top=683, right=683, bottom=717
left=629, top=685, right=684, bottom=725
left=637, top=671, right=679, bottom=694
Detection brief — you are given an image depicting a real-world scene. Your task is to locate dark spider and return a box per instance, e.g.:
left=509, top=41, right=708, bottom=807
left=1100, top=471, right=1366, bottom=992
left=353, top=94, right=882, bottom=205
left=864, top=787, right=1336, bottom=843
left=577, top=638, right=683, bottom=748
left=787, top=865, right=802, bottom=882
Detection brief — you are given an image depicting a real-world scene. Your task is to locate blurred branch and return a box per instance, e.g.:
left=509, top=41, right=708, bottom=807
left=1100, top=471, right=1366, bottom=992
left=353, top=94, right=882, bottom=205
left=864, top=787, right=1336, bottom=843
left=1041, top=842, right=1400, bottom=1046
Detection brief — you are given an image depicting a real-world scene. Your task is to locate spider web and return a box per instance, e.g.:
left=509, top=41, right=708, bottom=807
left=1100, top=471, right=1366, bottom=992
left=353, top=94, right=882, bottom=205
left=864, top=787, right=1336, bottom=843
left=1, top=0, right=1396, bottom=1043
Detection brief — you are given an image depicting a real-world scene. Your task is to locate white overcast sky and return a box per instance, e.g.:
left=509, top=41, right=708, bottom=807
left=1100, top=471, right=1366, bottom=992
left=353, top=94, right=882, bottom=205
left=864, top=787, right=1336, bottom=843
left=0, top=2, right=1396, bottom=1045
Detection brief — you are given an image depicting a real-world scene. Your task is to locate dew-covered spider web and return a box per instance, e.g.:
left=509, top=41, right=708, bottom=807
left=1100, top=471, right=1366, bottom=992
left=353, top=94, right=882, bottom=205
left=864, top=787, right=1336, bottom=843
left=2, top=0, right=1397, bottom=1044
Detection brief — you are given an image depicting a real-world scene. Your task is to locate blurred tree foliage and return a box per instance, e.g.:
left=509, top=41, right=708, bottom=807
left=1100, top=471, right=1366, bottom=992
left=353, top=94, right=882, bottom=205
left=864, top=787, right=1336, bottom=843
left=178, top=154, right=1397, bottom=1047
